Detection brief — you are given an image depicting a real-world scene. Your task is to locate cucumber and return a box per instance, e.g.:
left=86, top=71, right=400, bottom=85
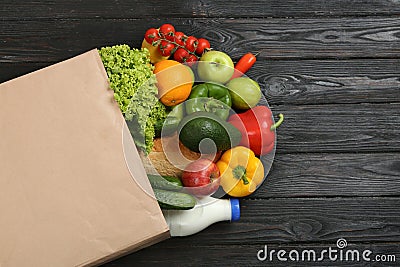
left=160, top=175, right=183, bottom=187
left=154, top=188, right=196, bottom=210
left=147, top=174, right=183, bottom=191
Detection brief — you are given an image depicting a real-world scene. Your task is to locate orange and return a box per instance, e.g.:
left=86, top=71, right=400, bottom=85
left=153, top=60, right=194, bottom=106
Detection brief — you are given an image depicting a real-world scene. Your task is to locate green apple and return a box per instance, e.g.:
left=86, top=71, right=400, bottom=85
left=226, top=77, right=261, bottom=109
left=197, top=51, right=234, bottom=84
left=184, top=65, right=195, bottom=85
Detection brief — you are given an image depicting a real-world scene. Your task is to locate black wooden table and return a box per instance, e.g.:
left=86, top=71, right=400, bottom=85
left=1, top=1, right=400, bottom=266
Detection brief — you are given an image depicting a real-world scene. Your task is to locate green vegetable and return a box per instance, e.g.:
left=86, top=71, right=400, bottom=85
left=162, top=175, right=183, bottom=186
left=154, top=188, right=196, bottom=210
left=178, top=111, right=242, bottom=153
left=147, top=174, right=183, bottom=191
left=226, top=77, right=261, bottom=110
left=98, top=44, right=168, bottom=153
left=143, top=101, right=168, bottom=151
left=154, top=103, right=185, bottom=138
left=185, top=83, right=232, bottom=120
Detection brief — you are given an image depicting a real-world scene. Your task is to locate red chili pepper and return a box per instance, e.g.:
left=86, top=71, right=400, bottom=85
left=231, top=52, right=257, bottom=79
left=228, top=106, right=284, bottom=156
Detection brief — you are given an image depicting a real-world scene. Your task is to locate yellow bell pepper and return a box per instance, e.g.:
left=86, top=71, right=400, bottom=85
left=141, top=39, right=169, bottom=64
left=216, top=146, right=265, bottom=197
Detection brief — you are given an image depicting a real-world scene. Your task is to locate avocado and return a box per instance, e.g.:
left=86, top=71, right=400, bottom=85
left=178, top=111, right=242, bottom=153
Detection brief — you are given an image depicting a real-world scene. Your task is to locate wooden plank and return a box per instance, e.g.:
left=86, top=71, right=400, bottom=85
left=105, top=197, right=400, bottom=265
left=154, top=198, right=400, bottom=245
left=0, top=63, right=48, bottom=83
left=251, top=59, right=400, bottom=105
left=191, top=17, right=400, bottom=60
left=235, top=197, right=400, bottom=243
left=1, top=59, right=399, bottom=105
left=272, top=103, right=400, bottom=153
left=107, top=243, right=400, bottom=266
left=1, top=17, right=399, bottom=63
left=2, top=0, right=400, bottom=19
left=256, top=153, right=400, bottom=198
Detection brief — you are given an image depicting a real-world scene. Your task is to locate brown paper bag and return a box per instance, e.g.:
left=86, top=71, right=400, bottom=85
left=0, top=50, right=169, bottom=266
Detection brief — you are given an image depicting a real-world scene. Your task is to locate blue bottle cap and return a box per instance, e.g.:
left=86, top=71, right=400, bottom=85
left=230, top=198, right=240, bottom=222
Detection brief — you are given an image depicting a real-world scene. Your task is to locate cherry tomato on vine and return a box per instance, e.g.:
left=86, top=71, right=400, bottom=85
left=185, top=54, right=198, bottom=66
left=158, top=40, right=176, bottom=57
left=159, top=24, right=175, bottom=41
left=195, top=38, right=210, bottom=55
left=144, top=28, right=160, bottom=45
left=174, top=31, right=186, bottom=46
left=185, top=36, right=198, bottom=52
left=174, top=47, right=189, bottom=62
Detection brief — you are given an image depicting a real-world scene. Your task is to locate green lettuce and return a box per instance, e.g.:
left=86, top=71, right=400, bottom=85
left=98, top=44, right=167, bottom=153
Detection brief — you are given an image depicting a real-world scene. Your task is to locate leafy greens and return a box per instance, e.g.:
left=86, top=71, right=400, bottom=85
left=99, top=44, right=167, bottom=153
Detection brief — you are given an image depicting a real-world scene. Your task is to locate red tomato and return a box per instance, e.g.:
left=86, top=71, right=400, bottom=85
left=159, top=24, right=175, bottom=41
left=185, top=36, right=198, bottom=52
left=144, top=28, right=160, bottom=45
left=195, top=38, right=210, bottom=55
left=185, top=54, right=198, bottom=66
left=173, top=48, right=189, bottom=62
left=174, top=31, right=186, bottom=46
left=158, top=40, right=175, bottom=57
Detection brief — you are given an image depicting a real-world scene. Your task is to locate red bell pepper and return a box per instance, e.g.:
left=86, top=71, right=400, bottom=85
left=228, top=106, right=284, bottom=156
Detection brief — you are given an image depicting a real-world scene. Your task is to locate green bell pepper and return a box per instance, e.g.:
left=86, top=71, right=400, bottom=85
left=185, top=83, right=232, bottom=120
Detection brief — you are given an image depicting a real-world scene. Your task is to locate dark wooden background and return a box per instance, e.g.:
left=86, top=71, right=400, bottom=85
left=1, top=1, right=400, bottom=266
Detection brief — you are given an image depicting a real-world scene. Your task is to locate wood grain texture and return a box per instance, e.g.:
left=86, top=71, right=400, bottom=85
left=106, top=243, right=400, bottom=266
left=1, top=17, right=399, bottom=63
left=160, top=198, right=400, bottom=244
left=2, top=59, right=399, bottom=105
left=191, top=17, right=400, bottom=60
left=252, top=59, right=400, bottom=105
left=256, top=153, right=400, bottom=198
left=272, top=103, right=400, bottom=153
left=103, top=197, right=400, bottom=265
left=2, top=0, right=400, bottom=19
left=0, top=63, right=48, bottom=83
